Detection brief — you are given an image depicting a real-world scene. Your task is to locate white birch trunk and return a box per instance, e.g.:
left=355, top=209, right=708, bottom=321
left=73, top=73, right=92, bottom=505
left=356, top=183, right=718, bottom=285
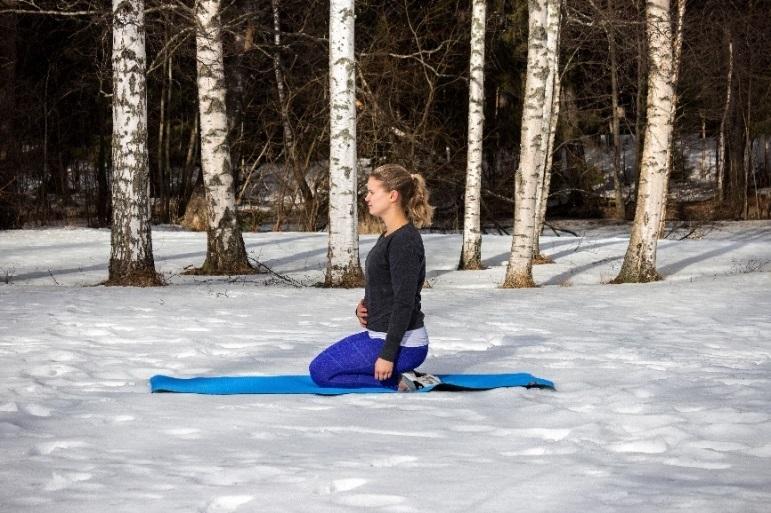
left=657, top=0, right=686, bottom=238
left=326, top=0, right=363, bottom=287
left=194, top=0, right=252, bottom=274
left=503, top=0, right=548, bottom=288
left=459, top=0, right=487, bottom=270
left=534, top=0, right=562, bottom=261
left=108, top=0, right=160, bottom=286
left=535, top=77, right=561, bottom=259
left=717, top=37, right=733, bottom=202
left=613, top=0, right=680, bottom=283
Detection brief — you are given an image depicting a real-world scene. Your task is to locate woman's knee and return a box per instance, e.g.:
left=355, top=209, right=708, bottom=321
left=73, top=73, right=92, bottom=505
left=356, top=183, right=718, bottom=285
left=396, top=345, right=428, bottom=372
left=309, top=352, right=330, bottom=385
left=309, top=331, right=373, bottom=386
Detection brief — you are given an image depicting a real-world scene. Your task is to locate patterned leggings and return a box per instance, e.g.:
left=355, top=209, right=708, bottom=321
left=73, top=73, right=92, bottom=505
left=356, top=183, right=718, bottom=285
left=309, top=331, right=428, bottom=389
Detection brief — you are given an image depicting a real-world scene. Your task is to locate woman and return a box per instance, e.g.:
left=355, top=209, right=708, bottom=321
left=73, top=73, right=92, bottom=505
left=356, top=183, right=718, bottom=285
left=309, top=164, right=434, bottom=391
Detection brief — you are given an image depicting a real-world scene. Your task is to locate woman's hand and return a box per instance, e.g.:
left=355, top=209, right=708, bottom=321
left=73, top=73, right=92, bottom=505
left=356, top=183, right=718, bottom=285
left=374, top=358, right=394, bottom=381
left=356, top=298, right=368, bottom=327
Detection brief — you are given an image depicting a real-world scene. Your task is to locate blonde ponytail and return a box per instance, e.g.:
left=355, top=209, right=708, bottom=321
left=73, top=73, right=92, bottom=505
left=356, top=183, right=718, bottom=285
left=369, top=164, right=434, bottom=228
left=407, top=173, right=434, bottom=228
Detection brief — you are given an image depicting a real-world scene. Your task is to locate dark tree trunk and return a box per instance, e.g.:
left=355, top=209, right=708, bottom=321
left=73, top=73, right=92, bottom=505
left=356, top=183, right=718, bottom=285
left=272, top=0, right=317, bottom=230
left=96, top=97, right=110, bottom=227
left=0, top=10, right=19, bottom=228
left=178, top=114, right=199, bottom=218
left=727, top=79, right=747, bottom=218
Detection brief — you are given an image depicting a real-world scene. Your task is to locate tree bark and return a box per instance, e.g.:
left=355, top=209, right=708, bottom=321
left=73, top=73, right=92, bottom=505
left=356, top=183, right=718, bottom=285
left=325, top=0, right=363, bottom=287
left=633, top=0, right=646, bottom=198
left=533, top=0, right=562, bottom=262
left=459, top=0, right=487, bottom=270
left=96, top=96, right=110, bottom=227
left=178, top=114, right=199, bottom=219
left=745, top=80, right=753, bottom=219
left=156, top=44, right=170, bottom=223
left=0, top=7, right=18, bottom=228
left=193, top=0, right=254, bottom=275
left=657, top=0, right=686, bottom=237
left=225, top=12, right=246, bottom=203
left=107, top=0, right=162, bottom=286
left=162, top=50, right=172, bottom=222
left=502, top=0, right=549, bottom=288
left=727, top=72, right=746, bottom=218
left=613, top=0, right=681, bottom=284
left=716, top=34, right=732, bottom=203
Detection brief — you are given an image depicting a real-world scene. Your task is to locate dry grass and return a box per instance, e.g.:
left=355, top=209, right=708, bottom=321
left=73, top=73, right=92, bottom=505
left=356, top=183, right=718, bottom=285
left=358, top=213, right=384, bottom=235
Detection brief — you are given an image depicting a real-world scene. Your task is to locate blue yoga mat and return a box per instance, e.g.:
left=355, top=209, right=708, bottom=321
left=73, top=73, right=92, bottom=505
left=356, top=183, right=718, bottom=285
left=150, top=373, right=555, bottom=395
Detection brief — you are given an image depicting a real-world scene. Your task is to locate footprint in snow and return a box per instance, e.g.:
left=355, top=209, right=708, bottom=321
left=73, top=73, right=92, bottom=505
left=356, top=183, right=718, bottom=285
left=26, top=364, right=79, bottom=378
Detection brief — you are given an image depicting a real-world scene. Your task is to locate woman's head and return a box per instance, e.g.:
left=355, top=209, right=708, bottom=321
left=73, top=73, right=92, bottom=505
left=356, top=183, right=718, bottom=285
left=365, top=164, right=434, bottom=228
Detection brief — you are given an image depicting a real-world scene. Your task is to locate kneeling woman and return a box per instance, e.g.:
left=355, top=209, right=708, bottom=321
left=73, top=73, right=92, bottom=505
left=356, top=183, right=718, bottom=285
left=309, top=164, right=433, bottom=391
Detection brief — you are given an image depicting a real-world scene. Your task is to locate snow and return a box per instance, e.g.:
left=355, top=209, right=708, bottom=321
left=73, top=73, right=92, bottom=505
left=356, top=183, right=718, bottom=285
left=1, top=221, right=770, bottom=512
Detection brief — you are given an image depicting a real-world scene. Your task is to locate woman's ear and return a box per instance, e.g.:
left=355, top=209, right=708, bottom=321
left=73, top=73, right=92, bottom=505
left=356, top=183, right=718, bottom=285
left=388, top=189, right=400, bottom=204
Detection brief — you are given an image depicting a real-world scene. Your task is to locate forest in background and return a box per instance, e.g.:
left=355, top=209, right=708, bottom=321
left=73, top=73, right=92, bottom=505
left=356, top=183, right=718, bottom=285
left=0, top=0, right=769, bottom=232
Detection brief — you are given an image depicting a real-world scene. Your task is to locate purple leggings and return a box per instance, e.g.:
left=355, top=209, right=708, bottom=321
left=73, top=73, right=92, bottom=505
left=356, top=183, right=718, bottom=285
left=309, top=331, right=428, bottom=389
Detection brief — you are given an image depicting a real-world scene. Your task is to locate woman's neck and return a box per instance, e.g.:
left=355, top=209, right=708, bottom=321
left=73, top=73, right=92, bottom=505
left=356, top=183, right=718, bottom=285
left=382, top=210, right=409, bottom=236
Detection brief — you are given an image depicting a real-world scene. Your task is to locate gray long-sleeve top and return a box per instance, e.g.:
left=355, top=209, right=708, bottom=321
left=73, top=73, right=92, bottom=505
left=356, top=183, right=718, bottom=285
left=364, top=222, right=426, bottom=362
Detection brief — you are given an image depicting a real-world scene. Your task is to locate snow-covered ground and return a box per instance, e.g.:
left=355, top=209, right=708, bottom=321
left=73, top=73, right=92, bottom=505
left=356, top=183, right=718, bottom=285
left=1, top=221, right=770, bottom=513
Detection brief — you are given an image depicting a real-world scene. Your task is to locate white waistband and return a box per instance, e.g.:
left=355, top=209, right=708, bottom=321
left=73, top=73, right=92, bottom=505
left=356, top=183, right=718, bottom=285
left=367, top=326, right=429, bottom=347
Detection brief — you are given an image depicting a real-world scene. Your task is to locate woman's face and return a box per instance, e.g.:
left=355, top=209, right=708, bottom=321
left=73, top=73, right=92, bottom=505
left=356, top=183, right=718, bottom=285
left=365, top=176, right=397, bottom=219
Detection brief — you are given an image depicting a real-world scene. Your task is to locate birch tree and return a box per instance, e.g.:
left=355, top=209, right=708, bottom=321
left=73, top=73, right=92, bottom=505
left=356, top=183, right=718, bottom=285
left=325, top=0, right=363, bottom=287
left=613, top=0, right=684, bottom=283
left=533, top=0, right=563, bottom=262
left=502, top=0, right=552, bottom=288
left=193, top=0, right=254, bottom=274
left=459, top=0, right=487, bottom=270
left=107, top=0, right=161, bottom=286
left=657, top=0, right=686, bottom=237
